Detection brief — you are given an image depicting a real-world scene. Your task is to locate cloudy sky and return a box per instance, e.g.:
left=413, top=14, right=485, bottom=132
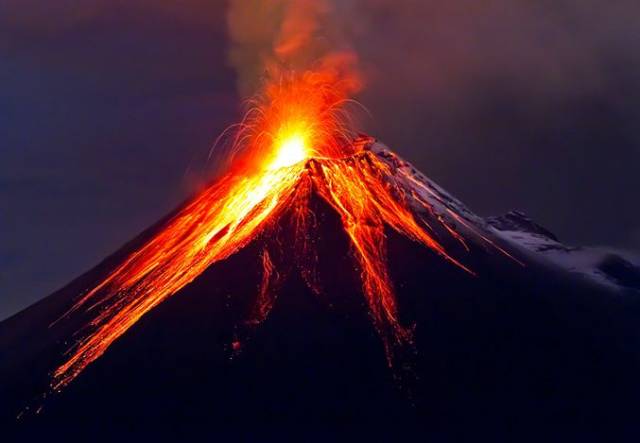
left=2, top=0, right=640, bottom=319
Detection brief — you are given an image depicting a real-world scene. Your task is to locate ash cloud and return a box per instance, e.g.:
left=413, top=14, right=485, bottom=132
left=225, top=0, right=361, bottom=97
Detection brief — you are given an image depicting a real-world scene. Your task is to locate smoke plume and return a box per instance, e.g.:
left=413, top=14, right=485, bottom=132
left=226, top=0, right=362, bottom=98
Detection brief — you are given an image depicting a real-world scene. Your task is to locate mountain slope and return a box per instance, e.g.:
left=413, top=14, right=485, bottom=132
left=2, top=138, right=640, bottom=440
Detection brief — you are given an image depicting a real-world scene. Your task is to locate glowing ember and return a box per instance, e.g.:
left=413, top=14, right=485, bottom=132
left=50, top=69, right=515, bottom=393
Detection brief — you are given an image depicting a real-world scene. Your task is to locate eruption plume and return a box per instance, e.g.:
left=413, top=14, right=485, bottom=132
left=226, top=0, right=360, bottom=98
left=47, top=1, right=518, bottom=393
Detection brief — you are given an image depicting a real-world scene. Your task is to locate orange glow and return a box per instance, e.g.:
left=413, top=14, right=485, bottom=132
left=50, top=69, right=514, bottom=392
left=270, top=131, right=308, bottom=169
left=52, top=162, right=305, bottom=389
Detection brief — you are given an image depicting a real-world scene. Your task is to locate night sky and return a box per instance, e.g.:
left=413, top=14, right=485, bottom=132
left=2, top=0, right=640, bottom=320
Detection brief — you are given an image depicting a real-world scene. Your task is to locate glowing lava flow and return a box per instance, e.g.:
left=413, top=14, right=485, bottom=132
left=51, top=71, right=512, bottom=392
left=306, top=153, right=474, bottom=357
left=52, top=162, right=306, bottom=389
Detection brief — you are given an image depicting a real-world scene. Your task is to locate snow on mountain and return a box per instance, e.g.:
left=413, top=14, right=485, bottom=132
left=488, top=210, right=640, bottom=291
left=369, top=139, right=640, bottom=292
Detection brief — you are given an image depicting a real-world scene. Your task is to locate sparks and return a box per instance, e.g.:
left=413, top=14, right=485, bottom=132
left=50, top=68, right=514, bottom=392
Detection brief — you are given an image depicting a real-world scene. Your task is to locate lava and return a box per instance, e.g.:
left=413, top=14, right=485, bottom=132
left=50, top=69, right=512, bottom=392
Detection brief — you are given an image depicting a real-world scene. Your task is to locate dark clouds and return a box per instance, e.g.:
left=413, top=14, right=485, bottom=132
left=1, top=0, right=639, bottom=319
left=346, top=0, right=640, bottom=249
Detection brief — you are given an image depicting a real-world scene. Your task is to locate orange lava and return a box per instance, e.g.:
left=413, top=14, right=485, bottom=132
left=51, top=70, right=506, bottom=392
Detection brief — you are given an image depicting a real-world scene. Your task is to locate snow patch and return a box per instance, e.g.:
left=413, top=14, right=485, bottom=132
left=369, top=138, right=639, bottom=292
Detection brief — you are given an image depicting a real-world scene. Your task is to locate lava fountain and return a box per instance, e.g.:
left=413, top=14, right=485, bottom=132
left=50, top=66, right=517, bottom=392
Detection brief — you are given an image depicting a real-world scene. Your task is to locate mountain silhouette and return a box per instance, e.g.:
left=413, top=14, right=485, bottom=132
left=2, top=138, right=639, bottom=441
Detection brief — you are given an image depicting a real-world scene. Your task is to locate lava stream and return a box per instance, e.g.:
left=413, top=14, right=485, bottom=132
left=50, top=72, right=508, bottom=392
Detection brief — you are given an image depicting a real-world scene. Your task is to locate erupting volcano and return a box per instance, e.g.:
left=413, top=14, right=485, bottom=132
left=3, top=62, right=640, bottom=438
left=48, top=69, right=521, bottom=392
left=3, top=13, right=640, bottom=439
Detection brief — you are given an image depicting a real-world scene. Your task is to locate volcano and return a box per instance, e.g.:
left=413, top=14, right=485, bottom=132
left=2, top=135, right=640, bottom=440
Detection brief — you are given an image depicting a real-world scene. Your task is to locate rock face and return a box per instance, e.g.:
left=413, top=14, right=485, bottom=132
left=2, top=139, right=640, bottom=441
